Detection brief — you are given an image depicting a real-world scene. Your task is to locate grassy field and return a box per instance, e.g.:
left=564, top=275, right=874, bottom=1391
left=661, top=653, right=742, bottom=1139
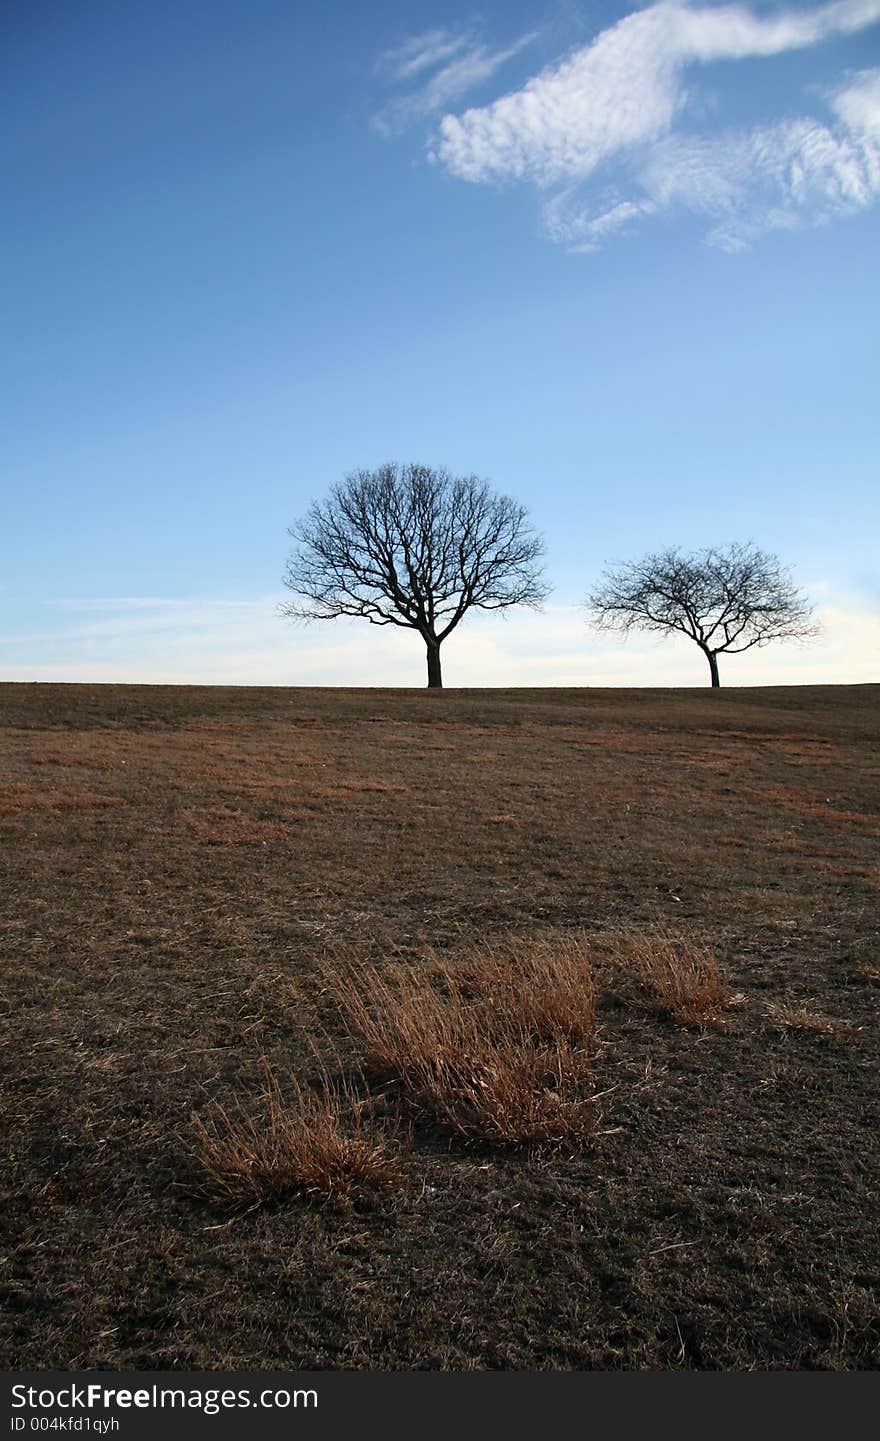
left=1, top=681, right=878, bottom=1370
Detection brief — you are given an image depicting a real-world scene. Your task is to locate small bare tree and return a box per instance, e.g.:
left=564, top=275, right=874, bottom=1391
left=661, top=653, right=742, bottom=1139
left=587, top=542, right=818, bottom=687
left=282, top=462, right=548, bottom=688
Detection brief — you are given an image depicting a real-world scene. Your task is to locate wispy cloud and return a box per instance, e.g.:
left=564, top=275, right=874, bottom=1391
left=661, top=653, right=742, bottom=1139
left=377, top=29, right=472, bottom=83
left=373, top=26, right=536, bottom=136
left=543, top=192, right=659, bottom=249
left=429, top=0, right=880, bottom=249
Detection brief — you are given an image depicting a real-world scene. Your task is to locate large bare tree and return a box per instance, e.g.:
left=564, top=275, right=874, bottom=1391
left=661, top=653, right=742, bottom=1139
left=587, top=542, right=818, bottom=687
left=282, top=462, right=548, bottom=687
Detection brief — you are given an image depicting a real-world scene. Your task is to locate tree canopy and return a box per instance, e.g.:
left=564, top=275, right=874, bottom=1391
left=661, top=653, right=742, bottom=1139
left=587, top=542, right=818, bottom=686
left=282, top=462, right=548, bottom=687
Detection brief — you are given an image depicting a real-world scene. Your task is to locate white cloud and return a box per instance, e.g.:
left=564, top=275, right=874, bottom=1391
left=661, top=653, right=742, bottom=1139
left=373, top=27, right=536, bottom=136
left=377, top=29, right=471, bottom=83
left=1, top=594, right=875, bottom=686
left=547, top=71, right=880, bottom=251
left=429, top=1, right=880, bottom=249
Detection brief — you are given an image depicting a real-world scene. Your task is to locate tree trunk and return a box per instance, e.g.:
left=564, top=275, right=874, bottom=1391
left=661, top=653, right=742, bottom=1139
left=426, top=639, right=443, bottom=689
left=706, top=649, right=720, bottom=688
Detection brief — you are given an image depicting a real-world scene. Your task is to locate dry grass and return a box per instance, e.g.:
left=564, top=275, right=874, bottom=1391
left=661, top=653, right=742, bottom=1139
left=182, top=808, right=290, bottom=846
left=3, top=682, right=879, bottom=1370
left=764, top=1002, right=847, bottom=1035
left=455, top=932, right=598, bottom=1047
left=323, top=933, right=600, bottom=1148
left=333, top=780, right=408, bottom=794
left=191, top=1063, right=408, bottom=1209
left=0, top=784, right=122, bottom=816
left=607, top=928, right=730, bottom=1027
left=28, top=751, right=100, bottom=768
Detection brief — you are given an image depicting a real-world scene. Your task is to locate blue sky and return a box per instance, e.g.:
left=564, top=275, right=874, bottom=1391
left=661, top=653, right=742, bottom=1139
left=2, top=0, right=878, bottom=686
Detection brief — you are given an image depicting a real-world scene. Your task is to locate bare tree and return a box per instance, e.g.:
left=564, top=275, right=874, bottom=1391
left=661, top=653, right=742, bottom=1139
left=587, top=542, right=818, bottom=687
left=282, top=462, right=548, bottom=688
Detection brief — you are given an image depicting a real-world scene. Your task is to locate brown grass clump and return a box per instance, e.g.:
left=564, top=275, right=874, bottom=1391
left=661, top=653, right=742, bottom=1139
left=323, top=933, right=600, bottom=1149
left=191, top=1065, right=407, bottom=1210
left=407, top=1035, right=597, bottom=1148
left=607, top=928, right=729, bottom=1027
left=456, top=931, right=598, bottom=1047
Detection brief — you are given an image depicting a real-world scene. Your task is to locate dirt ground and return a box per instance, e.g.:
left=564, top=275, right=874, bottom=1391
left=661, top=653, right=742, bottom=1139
left=1, top=681, right=877, bottom=1370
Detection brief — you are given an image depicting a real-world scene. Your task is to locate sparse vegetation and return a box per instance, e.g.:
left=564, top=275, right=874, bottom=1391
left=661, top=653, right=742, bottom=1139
left=2, top=681, right=878, bottom=1370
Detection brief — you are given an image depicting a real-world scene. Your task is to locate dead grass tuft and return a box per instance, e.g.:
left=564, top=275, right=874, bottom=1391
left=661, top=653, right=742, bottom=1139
left=323, top=933, right=600, bottom=1148
left=606, top=928, right=729, bottom=1027
left=191, top=1064, right=407, bottom=1210
left=764, top=1002, right=847, bottom=1035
